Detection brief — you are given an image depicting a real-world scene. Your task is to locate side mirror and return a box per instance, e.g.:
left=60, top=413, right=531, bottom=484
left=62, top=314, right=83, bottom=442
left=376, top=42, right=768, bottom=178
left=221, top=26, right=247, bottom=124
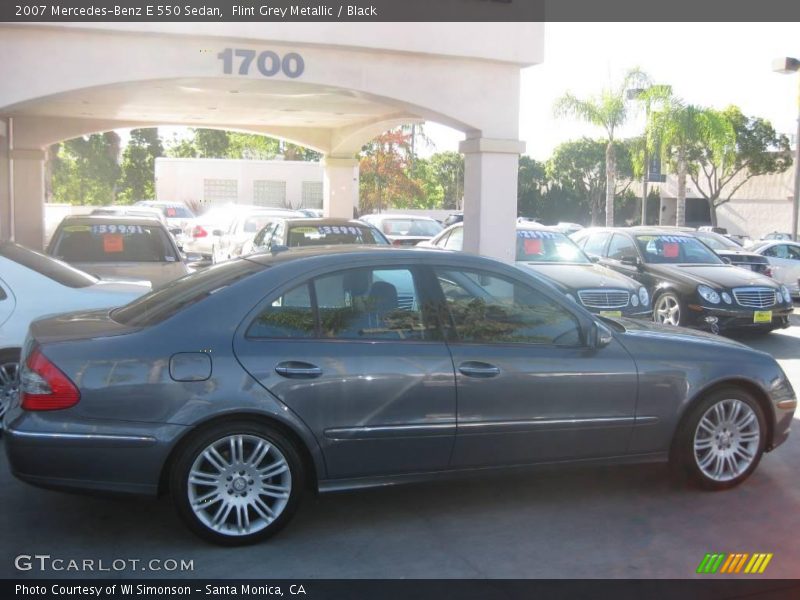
left=182, top=252, right=204, bottom=264
left=721, top=256, right=732, bottom=264
left=588, top=321, right=614, bottom=349
left=589, top=255, right=600, bottom=263
left=620, top=255, right=642, bottom=269
left=212, top=229, right=223, bottom=237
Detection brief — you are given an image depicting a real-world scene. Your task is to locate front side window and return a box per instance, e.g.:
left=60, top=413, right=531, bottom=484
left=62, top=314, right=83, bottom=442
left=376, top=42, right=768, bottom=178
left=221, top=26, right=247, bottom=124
left=607, top=234, right=638, bottom=261
left=434, top=268, right=582, bottom=346
left=582, top=232, right=611, bottom=257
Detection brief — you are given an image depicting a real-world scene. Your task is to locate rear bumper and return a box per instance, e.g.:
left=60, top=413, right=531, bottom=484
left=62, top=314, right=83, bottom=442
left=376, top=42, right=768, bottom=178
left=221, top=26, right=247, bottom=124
left=3, top=413, right=188, bottom=496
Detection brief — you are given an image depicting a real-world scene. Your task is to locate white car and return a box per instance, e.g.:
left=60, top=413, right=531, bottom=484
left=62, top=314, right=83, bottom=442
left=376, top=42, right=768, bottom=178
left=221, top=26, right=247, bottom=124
left=749, top=240, right=800, bottom=298
left=183, top=204, right=303, bottom=261
left=359, top=214, right=443, bottom=246
left=0, top=242, right=151, bottom=425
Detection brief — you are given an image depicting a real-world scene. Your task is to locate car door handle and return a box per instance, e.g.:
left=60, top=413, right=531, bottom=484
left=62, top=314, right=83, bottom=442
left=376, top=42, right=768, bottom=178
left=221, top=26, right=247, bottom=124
left=458, top=361, right=501, bottom=378
left=275, top=362, right=323, bottom=378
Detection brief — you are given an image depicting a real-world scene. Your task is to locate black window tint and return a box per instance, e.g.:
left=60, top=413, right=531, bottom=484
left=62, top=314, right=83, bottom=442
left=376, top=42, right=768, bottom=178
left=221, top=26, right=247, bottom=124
left=314, top=267, right=429, bottom=340
left=607, top=234, right=638, bottom=261
left=435, top=268, right=581, bottom=346
left=247, top=284, right=315, bottom=338
left=583, top=232, right=611, bottom=256
left=0, top=242, right=97, bottom=288
left=51, top=222, right=177, bottom=263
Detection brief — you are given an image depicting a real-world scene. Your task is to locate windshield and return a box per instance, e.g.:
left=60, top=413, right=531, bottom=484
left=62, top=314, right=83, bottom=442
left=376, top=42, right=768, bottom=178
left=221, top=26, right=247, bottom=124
left=112, top=259, right=263, bottom=326
left=635, top=235, right=724, bottom=264
left=287, top=224, right=389, bottom=247
left=516, top=230, right=591, bottom=263
left=0, top=242, right=97, bottom=288
left=382, top=219, right=442, bottom=237
left=51, top=222, right=179, bottom=263
left=694, top=232, right=738, bottom=251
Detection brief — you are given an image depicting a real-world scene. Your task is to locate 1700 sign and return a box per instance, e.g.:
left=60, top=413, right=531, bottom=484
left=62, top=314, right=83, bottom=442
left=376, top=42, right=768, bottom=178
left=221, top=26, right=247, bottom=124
left=218, top=48, right=304, bottom=78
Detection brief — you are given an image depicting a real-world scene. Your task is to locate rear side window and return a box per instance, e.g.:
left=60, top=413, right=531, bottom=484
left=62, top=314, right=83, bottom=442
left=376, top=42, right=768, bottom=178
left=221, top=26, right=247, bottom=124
left=0, top=242, right=97, bottom=288
left=51, top=223, right=178, bottom=263
left=248, top=267, right=435, bottom=341
left=112, top=260, right=264, bottom=326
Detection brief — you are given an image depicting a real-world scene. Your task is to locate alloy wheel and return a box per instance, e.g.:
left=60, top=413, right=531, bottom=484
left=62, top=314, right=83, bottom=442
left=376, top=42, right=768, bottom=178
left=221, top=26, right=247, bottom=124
left=693, top=399, right=760, bottom=483
left=187, top=434, right=292, bottom=537
left=0, top=360, right=19, bottom=425
left=655, top=294, right=681, bottom=326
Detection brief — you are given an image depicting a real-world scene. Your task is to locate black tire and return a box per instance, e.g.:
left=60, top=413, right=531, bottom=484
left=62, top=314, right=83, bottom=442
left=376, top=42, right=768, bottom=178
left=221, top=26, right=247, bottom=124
left=671, top=387, right=766, bottom=491
left=653, top=291, right=686, bottom=327
left=0, top=348, right=21, bottom=431
left=170, top=420, right=305, bottom=546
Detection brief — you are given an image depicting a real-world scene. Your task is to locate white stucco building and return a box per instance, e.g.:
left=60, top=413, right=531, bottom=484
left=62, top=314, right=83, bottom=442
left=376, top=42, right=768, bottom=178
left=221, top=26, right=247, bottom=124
left=0, top=22, right=544, bottom=261
left=155, top=158, right=325, bottom=211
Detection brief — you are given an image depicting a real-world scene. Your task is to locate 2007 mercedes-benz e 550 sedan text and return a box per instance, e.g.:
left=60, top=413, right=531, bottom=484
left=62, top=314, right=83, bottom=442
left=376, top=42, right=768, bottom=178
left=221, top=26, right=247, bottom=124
left=3, top=248, right=796, bottom=545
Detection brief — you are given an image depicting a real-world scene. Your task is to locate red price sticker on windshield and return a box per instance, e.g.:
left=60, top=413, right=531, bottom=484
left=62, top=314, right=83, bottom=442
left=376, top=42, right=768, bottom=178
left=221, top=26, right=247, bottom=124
left=663, top=243, right=679, bottom=258
left=103, top=234, right=124, bottom=253
left=524, top=239, right=543, bottom=254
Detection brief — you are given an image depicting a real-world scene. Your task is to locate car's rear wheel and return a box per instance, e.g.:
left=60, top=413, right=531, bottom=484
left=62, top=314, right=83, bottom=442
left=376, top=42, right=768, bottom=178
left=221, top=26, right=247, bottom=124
left=0, top=348, right=21, bottom=429
left=170, top=421, right=304, bottom=546
left=674, top=388, right=766, bottom=490
left=653, top=292, right=684, bottom=326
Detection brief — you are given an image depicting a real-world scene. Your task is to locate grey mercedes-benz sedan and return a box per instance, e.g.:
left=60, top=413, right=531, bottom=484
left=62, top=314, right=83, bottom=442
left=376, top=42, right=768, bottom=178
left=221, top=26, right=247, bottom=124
left=3, top=247, right=796, bottom=545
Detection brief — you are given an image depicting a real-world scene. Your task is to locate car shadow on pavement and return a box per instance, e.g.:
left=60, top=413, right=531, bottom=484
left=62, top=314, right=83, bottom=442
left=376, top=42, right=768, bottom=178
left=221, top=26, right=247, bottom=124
left=727, top=314, right=800, bottom=359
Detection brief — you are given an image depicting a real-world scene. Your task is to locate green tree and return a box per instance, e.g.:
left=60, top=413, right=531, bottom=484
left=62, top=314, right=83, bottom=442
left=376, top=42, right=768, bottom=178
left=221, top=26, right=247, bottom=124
left=359, top=128, right=422, bottom=213
left=429, top=151, right=464, bottom=210
left=517, top=156, right=548, bottom=219
left=193, top=129, right=230, bottom=158
left=228, top=132, right=280, bottom=160
left=554, top=68, right=649, bottom=226
left=117, top=128, right=163, bottom=203
left=50, top=132, right=121, bottom=205
left=688, top=106, right=792, bottom=225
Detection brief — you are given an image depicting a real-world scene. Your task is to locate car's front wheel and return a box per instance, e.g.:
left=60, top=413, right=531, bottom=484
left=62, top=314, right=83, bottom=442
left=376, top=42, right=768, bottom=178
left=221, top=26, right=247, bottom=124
left=673, top=388, right=766, bottom=490
left=653, top=292, right=685, bottom=326
left=170, top=421, right=305, bottom=546
left=0, top=348, right=21, bottom=429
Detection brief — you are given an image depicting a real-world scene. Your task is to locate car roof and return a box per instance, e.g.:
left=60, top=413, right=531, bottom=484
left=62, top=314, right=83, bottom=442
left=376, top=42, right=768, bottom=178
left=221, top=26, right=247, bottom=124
left=364, top=214, right=438, bottom=221
left=59, top=214, right=167, bottom=226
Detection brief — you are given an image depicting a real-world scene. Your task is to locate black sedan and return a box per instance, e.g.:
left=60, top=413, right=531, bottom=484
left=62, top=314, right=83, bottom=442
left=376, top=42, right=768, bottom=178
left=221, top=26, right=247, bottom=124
left=4, top=247, right=795, bottom=546
left=685, top=229, right=772, bottom=276
left=423, top=223, right=651, bottom=318
left=571, top=228, right=793, bottom=333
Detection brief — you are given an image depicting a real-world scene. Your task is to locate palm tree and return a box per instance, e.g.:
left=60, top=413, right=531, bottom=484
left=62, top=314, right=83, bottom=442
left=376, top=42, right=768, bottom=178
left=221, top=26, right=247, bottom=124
left=647, top=100, right=732, bottom=226
left=554, top=68, right=650, bottom=227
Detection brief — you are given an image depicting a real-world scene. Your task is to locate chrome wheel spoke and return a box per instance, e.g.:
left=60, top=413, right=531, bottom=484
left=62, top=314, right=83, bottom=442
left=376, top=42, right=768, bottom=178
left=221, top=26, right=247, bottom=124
left=188, top=433, right=292, bottom=537
left=693, top=399, right=760, bottom=483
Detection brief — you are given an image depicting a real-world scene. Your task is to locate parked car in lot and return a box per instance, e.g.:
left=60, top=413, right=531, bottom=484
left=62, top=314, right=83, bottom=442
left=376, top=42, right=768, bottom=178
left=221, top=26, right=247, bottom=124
left=246, top=218, right=389, bottom=254
left=424, top=223, right=650, bottom=318
left=47, top=215, right=197, bottom=288
left=660, top=229, right=772, bottom=277
left=4, top=247, right=795, bottom=545
left=747, top=240, right=800, bottom=298
left=182, top=204, right=300, bottom=261
left=91, top=205, right=186, bottom=249
left=359, top=214, right=443, bottom=246
left=571, top=228, right=793, bottom=333
left=211, top=207, right=305, bottom=263
left=0, top=242, right=150, bottom=426
left=134, top=201, right=196, bottom=248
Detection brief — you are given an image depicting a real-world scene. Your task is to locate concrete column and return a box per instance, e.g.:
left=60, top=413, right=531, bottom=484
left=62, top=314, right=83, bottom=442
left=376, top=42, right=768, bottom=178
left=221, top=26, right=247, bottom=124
left=459, top=137, right=525, bottom=263
left=323, top=156, right=359, bottom=219
left=11, top=148, right=46, bottom=250
left=0, top=119, right=10, bottom=241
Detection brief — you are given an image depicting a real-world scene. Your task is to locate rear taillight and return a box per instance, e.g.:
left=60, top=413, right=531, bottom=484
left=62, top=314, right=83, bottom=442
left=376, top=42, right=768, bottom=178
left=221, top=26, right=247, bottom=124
left=192, top=225, right=208, bottom=239
left=20, top=348, right=80, bottom=411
